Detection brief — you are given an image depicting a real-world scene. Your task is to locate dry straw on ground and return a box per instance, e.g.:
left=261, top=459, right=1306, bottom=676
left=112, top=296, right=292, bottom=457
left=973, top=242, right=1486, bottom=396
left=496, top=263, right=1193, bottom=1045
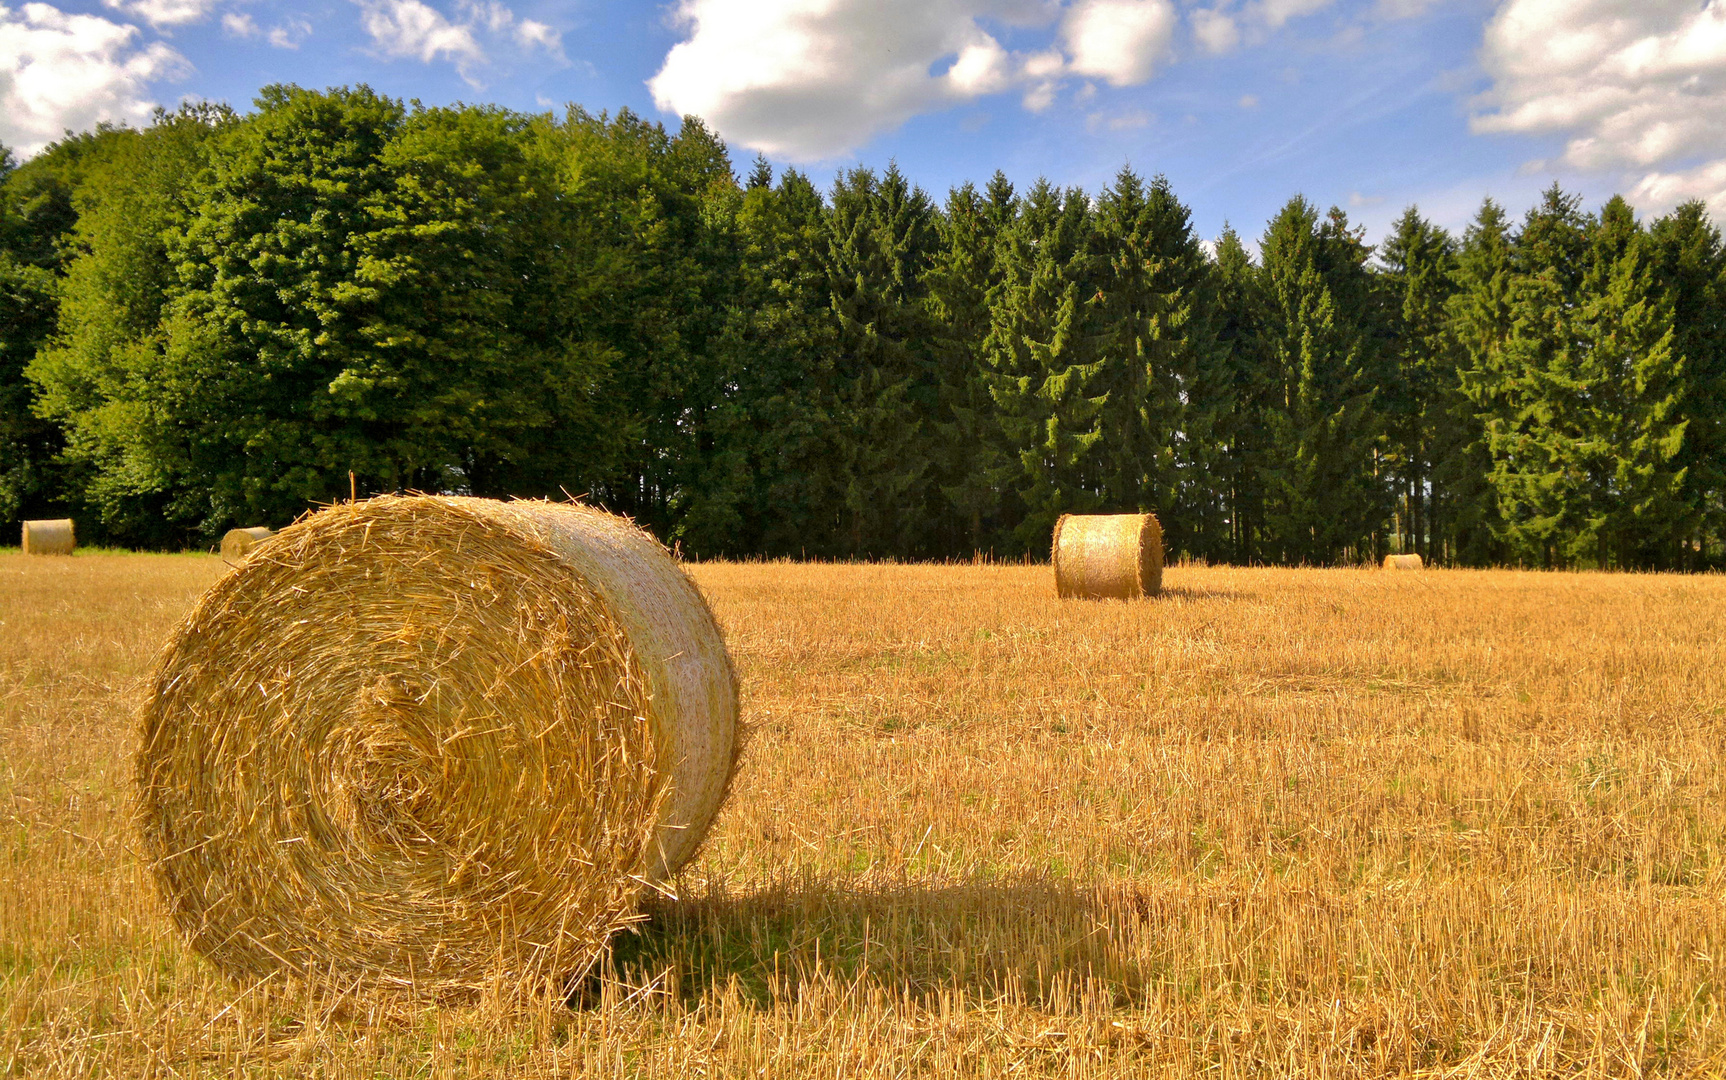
left=1384, top=554, right=1425, bottom=570
left=20, top=518, right=74, bottom=555
left=1052, top=513, right=1163, bottom=598
left=219, top=525, right=274, bottom=560
left=9, top=556, right=1726, bottom=1077
left=133, top=495, right=738, bottom=999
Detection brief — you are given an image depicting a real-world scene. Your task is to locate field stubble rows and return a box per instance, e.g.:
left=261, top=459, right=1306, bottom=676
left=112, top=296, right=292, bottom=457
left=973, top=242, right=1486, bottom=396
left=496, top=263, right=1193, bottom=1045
left=1, top=554, right=1723, bottom=1076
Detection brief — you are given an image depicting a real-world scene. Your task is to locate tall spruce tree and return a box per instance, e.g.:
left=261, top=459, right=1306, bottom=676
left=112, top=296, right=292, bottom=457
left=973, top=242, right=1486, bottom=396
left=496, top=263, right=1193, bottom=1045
left=1086, top=170, right=1224, bottom=557
left=1254, top=198, right=1385, bottom=563
left=823, top=164, right=941, bottom=556
left=1378, top=206, right=1457, bottom=561
left=1208, top=224, right=1270, bottom=561
left=1581, top=197, right=1689, bottom=567
left=982, top=179, right=1105, bottom=554
left=1462, top=186, right=1593, bottom=565
left=925, top=177, right=1009, bottom=554
left=1647, top=201, right=1726, bottom=567
left=1444, top=198, right=1516, bottom=565
left=686, top=166, right=846, bottom=556
left=1464, top=188, right=1688, bottom=567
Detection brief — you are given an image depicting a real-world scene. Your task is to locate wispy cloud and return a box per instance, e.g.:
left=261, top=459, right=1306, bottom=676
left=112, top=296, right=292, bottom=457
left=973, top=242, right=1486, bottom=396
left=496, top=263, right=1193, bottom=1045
left=101, top=0, right=223, bottom=29
left=354, top=0, right=562, bottom=84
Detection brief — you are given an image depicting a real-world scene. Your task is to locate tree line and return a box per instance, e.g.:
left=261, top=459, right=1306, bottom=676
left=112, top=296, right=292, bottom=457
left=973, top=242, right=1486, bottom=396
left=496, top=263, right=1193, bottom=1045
left=2, top=85, right=1722, bottom=568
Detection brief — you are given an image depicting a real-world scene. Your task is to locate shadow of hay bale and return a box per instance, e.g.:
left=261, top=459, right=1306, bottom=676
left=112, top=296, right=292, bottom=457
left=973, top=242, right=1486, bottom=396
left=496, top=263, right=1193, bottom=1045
left=575, top=875, right=1156, bottom=1011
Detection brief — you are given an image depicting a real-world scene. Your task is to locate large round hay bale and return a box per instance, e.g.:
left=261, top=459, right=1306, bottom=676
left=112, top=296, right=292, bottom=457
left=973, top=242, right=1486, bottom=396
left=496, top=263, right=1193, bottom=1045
left=135, top=496, right=738, bottom=995
left=219, top=526, right=274, bottom=560
left=1052, top=513, right=1163, bottom=599
left=1383, top=554, right=1424, bottom=570
left=20, top=518, right=74, bottom=555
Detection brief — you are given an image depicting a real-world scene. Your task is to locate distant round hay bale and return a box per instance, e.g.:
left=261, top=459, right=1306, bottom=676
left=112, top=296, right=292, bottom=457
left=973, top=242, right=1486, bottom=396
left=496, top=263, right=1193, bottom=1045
left=21, top=518, right=74, bottom=555
left=1052, top=513, right=1163, bottom=599
left=1383, top=554, right=1425, bottom=570
left=219, top=526, right=274, bottom=560
left=135, top=496, right=738, bottom=996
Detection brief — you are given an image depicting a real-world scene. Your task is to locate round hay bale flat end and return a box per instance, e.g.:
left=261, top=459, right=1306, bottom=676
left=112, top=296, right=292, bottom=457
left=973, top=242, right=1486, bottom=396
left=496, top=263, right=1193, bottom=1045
left=1052, top=513, right=1164, bottom=599
left=21, top=519, right=75, bottom=555
left=1383, top=554, right=1425, bottom=570
left=220, top=526, right=275, bottom=560
left=135, top=496, right=739, bottom=997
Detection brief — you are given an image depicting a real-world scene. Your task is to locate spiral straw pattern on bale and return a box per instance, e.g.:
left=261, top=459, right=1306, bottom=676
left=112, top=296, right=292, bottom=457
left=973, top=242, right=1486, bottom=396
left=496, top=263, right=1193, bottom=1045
left=1052, top=513, right=1164, bottom=599
left=219, top=526, right=274, bottom=560
left=21, top=518, right=74, bottom=555
left=1383, top=554, right=1425, bottom=570
left=135, top=496, right=739, bottom=996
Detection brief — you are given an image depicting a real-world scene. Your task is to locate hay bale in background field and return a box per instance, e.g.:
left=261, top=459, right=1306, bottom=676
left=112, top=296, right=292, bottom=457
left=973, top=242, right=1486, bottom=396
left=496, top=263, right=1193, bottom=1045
left=1384, top=554, right=1425, bottom=570
left=136, top=495, right=739, bottom=996
left=1052, top=513, right=1163, bottom=599
left=21, top=519, right=74, bottom=555
left=219, top=526, right=274, bottom=560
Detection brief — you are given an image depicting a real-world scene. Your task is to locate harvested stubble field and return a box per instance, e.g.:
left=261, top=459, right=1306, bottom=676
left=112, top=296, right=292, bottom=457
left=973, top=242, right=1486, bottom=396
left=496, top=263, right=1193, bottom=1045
left=2, top=553, right=1724, bottom=1078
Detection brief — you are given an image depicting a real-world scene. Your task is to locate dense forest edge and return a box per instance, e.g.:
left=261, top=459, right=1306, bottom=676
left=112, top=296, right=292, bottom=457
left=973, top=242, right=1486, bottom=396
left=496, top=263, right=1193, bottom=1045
left=1, top=85, right=1722, bottom=568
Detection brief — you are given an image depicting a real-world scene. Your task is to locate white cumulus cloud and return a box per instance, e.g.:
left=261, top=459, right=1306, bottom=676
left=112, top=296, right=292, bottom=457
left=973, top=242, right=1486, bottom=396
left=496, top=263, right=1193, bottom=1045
left=1062, top=0, right=1175, bottom=86
left=1471, top=0, right=1726, bottom=215
left=648, top=0, right=1198, bottom=160
left=0, top=3, right=186, bottom=155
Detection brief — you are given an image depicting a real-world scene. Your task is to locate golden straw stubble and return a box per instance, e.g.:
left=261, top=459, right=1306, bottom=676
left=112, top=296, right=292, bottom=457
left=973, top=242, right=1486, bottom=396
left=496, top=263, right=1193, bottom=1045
left=1052, top=513, right=1164, bottom=599
left=135, top=496, right=738, bottom=998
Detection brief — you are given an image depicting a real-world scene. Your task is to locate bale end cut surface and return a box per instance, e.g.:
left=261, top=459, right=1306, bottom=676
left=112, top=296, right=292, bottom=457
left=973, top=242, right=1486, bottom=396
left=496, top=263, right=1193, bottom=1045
left=135, top=496, right=738, bottom=998
left=1052, top=513, right=1164, bottom=599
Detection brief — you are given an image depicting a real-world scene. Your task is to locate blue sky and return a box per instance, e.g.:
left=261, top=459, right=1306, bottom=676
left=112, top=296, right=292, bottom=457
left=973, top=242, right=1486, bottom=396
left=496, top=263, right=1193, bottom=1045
left=4, top=0, right=1724, bottom=248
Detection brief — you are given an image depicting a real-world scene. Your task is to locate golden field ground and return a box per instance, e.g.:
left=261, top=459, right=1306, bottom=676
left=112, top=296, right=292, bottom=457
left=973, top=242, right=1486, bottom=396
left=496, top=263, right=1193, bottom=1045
left=2, top=552, right=1724, bottom=1077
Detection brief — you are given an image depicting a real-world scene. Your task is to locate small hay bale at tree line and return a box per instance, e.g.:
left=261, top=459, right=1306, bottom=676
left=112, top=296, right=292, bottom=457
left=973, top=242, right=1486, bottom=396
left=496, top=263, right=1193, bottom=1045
left=135, top=496, right=739, bottom=998
left=1384, top=554, right=1425, bottom=570
left=1052, top=513, right=1164, bottom=599
left=220, top=526, right=274, bottom=560
left=21, top=519, right=74, bottom=555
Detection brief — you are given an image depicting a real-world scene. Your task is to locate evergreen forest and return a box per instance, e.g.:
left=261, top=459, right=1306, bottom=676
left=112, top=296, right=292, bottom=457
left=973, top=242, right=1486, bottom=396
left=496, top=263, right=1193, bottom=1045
left=2, top=85, right=1722, bottom=569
